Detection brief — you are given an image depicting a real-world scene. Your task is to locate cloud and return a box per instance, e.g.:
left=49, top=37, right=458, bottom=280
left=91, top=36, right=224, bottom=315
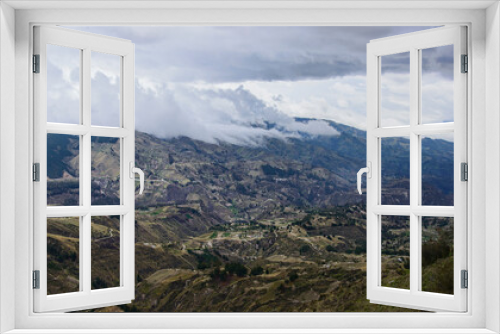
left=135, top=82, right=339, bottom=145
left=422, top=44, right=454, bottom=80
left=91, top=71, right=121, bottom=127
left=70, top=26, right=441, bottom=83
left=46, top=45, right=80, bottom=124
left=380, top=72, right=411, bottom=127
left=202, top=76, right=368, bottom=129
left=54, top=26, right=455, bottom=140
left=421, top=72, right=454, bottom=123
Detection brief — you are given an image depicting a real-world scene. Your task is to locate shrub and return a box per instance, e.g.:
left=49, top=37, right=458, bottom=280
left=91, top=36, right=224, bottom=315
left=422, top=233, right=451, bottom=267
left=196, top=250, right=221, bottom=269
left=299, top=244, right=312, bottom=255
left=250, top=266, right=264, bottom=276
left=210, top=267, right=228, bottom=282
left=225, top=262, right=248, bottom=277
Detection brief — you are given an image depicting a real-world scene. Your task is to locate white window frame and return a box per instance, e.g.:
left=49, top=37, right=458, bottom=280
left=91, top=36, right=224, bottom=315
left=33, top=25, right=136, bottom=313
left=1, top=1, right=499, bottom=333
left=366, top=26, right=468, bottom=312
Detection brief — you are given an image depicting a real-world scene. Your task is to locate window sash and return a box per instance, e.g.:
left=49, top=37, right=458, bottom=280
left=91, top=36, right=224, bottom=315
left=366, top=26, right=468, bottom=312
left=32, top=25, right=136, bottom=313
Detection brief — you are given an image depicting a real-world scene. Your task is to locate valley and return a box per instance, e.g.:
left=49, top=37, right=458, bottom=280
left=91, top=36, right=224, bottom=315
left=45, top=120, right=454, bottom=312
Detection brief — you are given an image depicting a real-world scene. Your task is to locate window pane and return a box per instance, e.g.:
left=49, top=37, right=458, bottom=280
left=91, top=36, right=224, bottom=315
left=47, top=217, right=80, bottom=295
left=47, top=134, right=80, bottom=206
left=381, top=215, right=410, bottom=290
left=381, top=137, right=410, bottom=205
left=91, top=137, right=120, bottom=205
left=421, top=134, right=454, bottom=206
left=91, top=52, right=121, bottom=127
left=380, top=52, right=410, bottom=127
left=47, top=44, right=80, bottom=124
left=91, top=215, right=121, bottom=290
left=421, top=217, right=453, bottom=294
left=421, top=45, right=454, bottom=124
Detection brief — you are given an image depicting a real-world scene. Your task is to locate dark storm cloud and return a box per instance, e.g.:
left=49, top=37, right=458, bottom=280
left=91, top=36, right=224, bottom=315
left=72, top=26, right=439, bottom=83
left=421, top=44, right=454, bottom=80
left=380, top=52, right=410, bottom=75
left=57, top=25, right=454, bottom=144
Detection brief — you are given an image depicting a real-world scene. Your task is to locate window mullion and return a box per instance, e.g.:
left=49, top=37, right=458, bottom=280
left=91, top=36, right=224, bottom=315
left=409, top=47, right=420, bottom=295
left=82, top=47, right=92, bottom=294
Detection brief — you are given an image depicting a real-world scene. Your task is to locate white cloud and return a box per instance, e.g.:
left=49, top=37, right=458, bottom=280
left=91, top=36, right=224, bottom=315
left=46, top=45, right=81, bottom=124
left=421, top=72, right=454, bottom=124
left=198, top=77, right=368, bottom=130
left=134, top=82, right=340, bottom=146
left=51, top=26, right=454, bottom=144
left=380, top=72, right=411, bottom=127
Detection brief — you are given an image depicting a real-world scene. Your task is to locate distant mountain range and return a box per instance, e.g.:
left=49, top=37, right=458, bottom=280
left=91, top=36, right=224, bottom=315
left=46, top=119, right=454, bottom=312
left=47, top=118, right=454, bottom=211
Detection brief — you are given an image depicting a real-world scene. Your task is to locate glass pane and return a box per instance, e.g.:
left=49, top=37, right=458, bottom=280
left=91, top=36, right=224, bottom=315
left=421, top=45, right=454, bottom=124
left=421, top=217, right=454, bottom=294
left=91, top=215, right=121, bottom=290
left=91, top=52, right=121, bottom=127
left=47, top=217, right=80, bottom=295
left=47, top=44, right=80, bottom=124
left=422, top=134, right=454, bottom=206
left=47, top=134, right=80, bottom=206
left=380, top=52, right=410, bottom=127
left=91, top=137, right=120, bottom=205
left=381, top=137, right=410, bottom=205
left=381, top=215, right=410, bottom=290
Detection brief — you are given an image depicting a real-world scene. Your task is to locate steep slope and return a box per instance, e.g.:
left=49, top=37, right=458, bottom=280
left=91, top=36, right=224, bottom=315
left=45, top=120, right=453, bottom=312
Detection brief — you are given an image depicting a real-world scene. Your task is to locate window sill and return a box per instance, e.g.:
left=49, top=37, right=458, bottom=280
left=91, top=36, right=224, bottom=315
left=4, top=329, right=498, bottom=334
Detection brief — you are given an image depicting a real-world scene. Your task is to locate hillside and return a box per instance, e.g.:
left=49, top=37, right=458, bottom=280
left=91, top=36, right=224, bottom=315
left=45, top=120, right=454, bottom=312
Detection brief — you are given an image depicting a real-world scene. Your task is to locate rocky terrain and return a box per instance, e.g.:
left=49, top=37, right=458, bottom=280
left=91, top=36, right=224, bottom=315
left=45, top=119, right=454, bottom=312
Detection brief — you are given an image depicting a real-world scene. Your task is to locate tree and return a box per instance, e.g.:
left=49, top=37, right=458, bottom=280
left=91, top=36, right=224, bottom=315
left=299, top=244, right=312, bottom=255
left=225, top=262, right=248, bottom=277
left=288, top=272, right=299, bottom=282
left=250, top=266, right=264, bottom=276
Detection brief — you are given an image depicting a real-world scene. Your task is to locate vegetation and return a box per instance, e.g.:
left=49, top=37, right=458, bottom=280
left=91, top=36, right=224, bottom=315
left=45, top=124, right=454, bottom=312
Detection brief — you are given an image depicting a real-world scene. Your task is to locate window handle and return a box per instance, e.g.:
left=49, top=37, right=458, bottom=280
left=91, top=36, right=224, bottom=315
left=129, top=162, right=145, bottom=195
left=357, top=162, right=372, bottom=195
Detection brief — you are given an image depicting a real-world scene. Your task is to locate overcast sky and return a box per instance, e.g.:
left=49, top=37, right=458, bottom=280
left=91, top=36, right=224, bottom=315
left=50, top=26, right=453, bottom=145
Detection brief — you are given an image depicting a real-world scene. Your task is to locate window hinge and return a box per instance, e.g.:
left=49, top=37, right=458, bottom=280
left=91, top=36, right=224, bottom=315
left=461, top=162, right=468, bottom=181
left=461, top=270, right=468, bottom=289
left=33, top=270, right=40, bottom=289
left=33, top=163, right=40, bottom=182
left=33, top=54, right=40, bottom=73
left=461, top=54, right=468, bottom=73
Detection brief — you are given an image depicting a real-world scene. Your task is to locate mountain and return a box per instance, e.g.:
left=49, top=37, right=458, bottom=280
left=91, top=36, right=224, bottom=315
left=45, top=120, right=454, bottom=312
left=47, top=119, right=453, bottom=211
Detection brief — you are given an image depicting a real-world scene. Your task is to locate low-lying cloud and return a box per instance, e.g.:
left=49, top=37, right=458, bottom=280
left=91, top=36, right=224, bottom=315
left=135, top=83, right=339, bottom=145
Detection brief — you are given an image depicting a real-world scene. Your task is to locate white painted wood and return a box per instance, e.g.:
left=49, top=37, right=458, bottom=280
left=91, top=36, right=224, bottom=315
left=372, top=205, right=455, bottom=217
left=409, top=43, right=420, bottom=298
left=33, top=26, right=135, bottom=313
left=1, top=330, right=499, bottom=334
left=0, top=2, right=17, bottom=333
left=366, top=26, right=468, bottom=312
left=46, top=206, right=130, bottom=217
left=82, top=45, right=92, bottom=298
left=3, top=0, right=497, bottom=10
left=371, top=123, right=454, bottom=138
left=485, top=3, right=500, bottom=332
left=46, top=123, right=131, bottom=138
left=11, top=6, right=488, bottom=332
